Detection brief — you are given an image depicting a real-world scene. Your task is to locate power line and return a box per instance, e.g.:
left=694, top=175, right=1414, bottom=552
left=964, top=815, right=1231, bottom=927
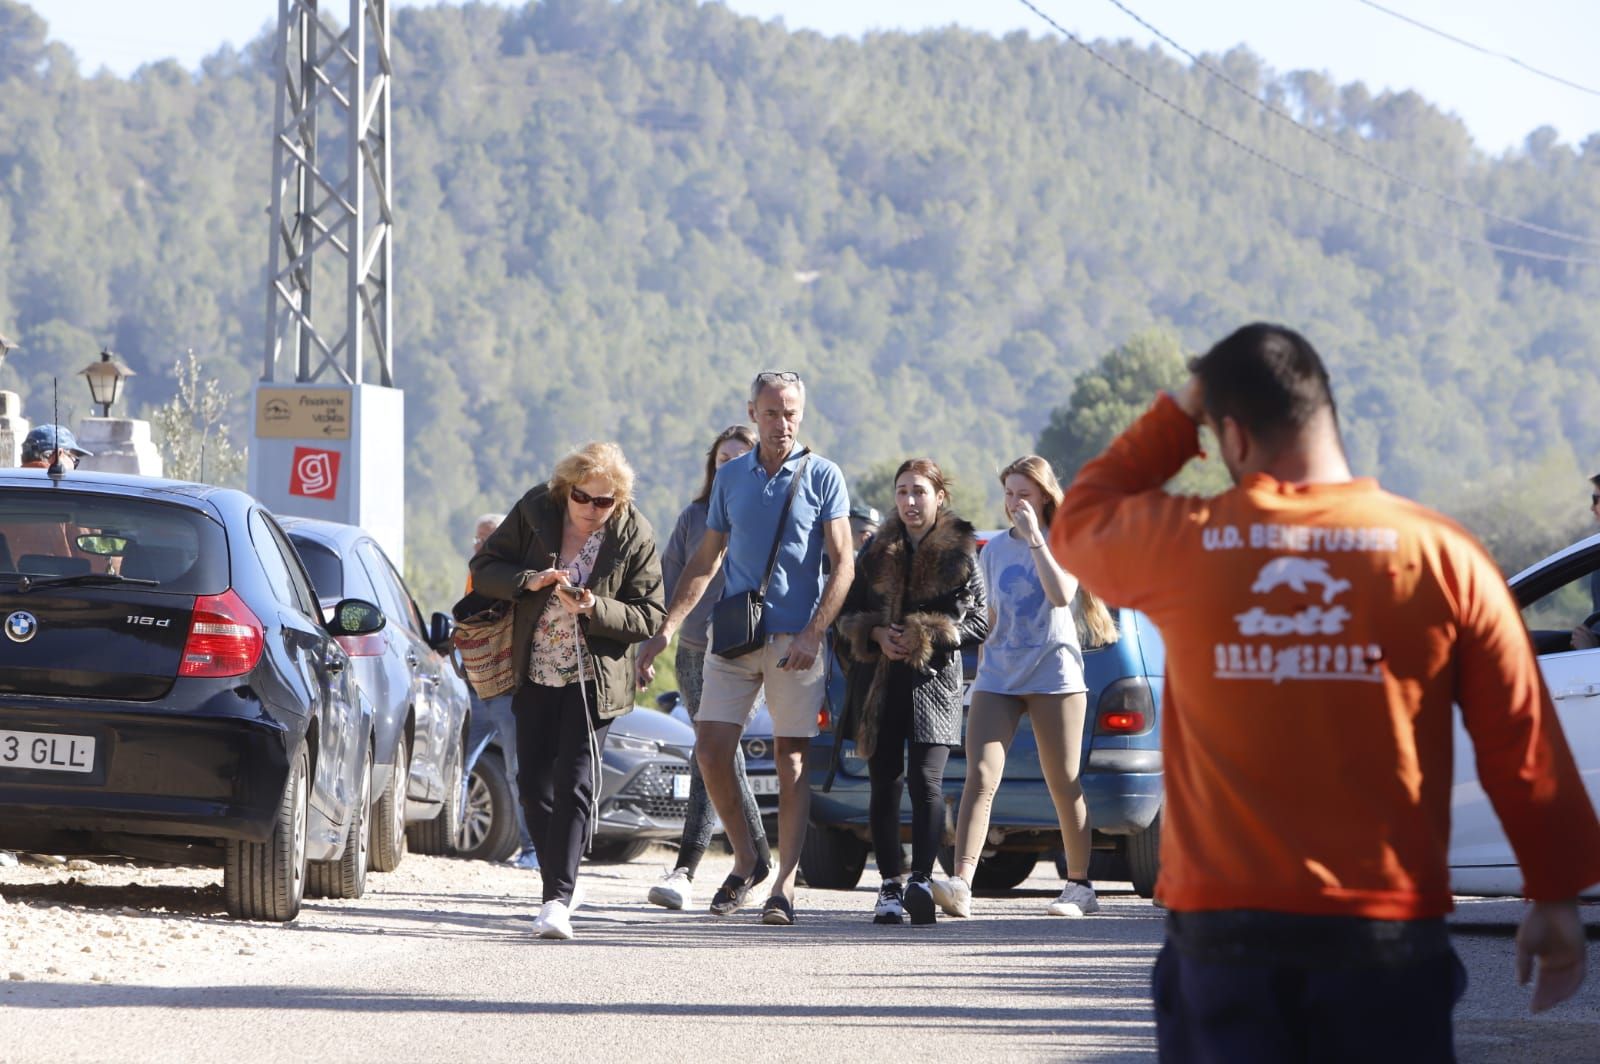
left=1096, top=0, right=1600, bottom=250
left=1010, top=0, right=1600, bottom=267
left=1354, top=0, right=1600, bottom=99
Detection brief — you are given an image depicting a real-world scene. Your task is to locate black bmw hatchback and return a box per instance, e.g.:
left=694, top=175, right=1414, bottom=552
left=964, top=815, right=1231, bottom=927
left=0, top=468, right=386, bottom=921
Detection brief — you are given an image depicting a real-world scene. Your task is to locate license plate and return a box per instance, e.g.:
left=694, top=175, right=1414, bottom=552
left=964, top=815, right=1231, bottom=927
left=0, top=730, right=96, bottom=774
left=671, top=772, right=691, bottom=800
left=747, top=774, right=780, bottom=796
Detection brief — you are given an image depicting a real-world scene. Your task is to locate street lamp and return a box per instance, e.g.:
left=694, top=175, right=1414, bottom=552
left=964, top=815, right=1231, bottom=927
left=80, top=347, right=135, bottom=418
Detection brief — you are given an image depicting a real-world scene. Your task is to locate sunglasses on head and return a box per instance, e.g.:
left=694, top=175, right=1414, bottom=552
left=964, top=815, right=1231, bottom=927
left=570, top=487, right=617, bottom=510
left=754, top=370, right=801, bottom=386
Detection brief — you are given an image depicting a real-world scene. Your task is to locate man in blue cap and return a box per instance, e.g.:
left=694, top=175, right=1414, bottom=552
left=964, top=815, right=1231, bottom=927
left=20, top=424, right=92, bottom=469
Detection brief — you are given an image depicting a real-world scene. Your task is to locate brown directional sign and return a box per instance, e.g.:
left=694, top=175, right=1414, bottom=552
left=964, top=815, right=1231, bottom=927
left=255, top=387, right=352, bottom=440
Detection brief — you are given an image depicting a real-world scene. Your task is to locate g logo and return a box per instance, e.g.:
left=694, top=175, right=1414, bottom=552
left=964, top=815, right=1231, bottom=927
left=5, top=611, right=38, bottom=643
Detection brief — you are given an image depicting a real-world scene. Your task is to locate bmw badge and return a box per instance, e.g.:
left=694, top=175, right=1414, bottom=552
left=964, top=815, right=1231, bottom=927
left=5, top=610, right=38, bottom=643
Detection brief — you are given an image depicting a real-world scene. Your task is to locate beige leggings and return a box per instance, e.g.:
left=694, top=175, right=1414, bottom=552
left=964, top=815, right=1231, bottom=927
left=952, top=690, right=1091, bottom=883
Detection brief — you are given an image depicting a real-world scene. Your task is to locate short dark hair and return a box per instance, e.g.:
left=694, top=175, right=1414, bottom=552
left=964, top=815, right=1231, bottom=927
left=1590, top=472, right=1600, bottom=490
left=1188, top=323, right=1337, bottom=448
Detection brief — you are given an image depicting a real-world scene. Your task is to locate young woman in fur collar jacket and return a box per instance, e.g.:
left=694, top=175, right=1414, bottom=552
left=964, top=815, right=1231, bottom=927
left=835, top=459, right=988, bottom=925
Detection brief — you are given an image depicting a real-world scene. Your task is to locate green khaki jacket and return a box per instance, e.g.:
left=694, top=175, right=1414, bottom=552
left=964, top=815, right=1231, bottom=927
left=469, top=483, right=664, bottom=719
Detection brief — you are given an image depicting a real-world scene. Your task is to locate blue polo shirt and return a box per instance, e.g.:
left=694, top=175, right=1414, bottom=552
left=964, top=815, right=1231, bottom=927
left=706, top=445, right=850, bottom=635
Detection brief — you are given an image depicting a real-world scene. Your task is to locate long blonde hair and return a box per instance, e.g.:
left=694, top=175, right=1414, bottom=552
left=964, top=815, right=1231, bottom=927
left=999, top=454, right=1119, bottom=648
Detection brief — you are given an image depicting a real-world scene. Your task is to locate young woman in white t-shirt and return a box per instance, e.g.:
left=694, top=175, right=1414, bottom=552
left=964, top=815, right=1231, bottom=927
left=933, top=455, right=1118, bottom=919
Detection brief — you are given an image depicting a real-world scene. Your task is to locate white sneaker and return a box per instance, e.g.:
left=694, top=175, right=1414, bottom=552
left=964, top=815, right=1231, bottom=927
left=929, top=876, right=971, bottom=918
left=537, top=899, right=574, bottom=939
left=648, top=868, right=693, bottom=910
left=1048, top=882, right=1100, bottom=917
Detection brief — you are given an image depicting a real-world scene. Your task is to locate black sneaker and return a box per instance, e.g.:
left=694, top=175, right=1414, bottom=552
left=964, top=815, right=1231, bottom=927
left=709, top=857, right=770, bottom=916
left=873, top=880, right=905, bottom=925
left=904, top=873, right=936, bottom=925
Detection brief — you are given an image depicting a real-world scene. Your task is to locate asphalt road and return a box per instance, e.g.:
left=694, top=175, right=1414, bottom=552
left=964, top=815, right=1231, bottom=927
left=2, top=851, right=1597, bottom=1063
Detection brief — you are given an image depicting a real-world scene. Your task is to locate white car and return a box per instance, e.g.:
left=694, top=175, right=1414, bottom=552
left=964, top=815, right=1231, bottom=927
left=1450, top=530, right=1600, bottom=896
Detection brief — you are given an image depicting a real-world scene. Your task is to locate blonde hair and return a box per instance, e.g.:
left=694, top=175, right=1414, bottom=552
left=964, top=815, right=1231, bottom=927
left=998, top=454, right=1064, bottom=525
left=999, top=455, right=1118, bottom=646
left=548, top=441, right=636, bottom=515
left=1073, top=591, right=1119, bottom=648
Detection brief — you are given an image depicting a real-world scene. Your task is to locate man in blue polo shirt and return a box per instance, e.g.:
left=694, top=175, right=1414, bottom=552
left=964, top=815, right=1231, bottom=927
left=639, top=371, right=853, bottom=925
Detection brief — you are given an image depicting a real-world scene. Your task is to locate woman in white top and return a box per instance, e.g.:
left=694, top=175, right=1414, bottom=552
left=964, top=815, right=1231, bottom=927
left=934, top=455, right=1118, bottom=919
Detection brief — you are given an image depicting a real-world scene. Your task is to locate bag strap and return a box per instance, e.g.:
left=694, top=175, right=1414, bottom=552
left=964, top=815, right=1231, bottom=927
left=756, top=450, right=812, bottom=599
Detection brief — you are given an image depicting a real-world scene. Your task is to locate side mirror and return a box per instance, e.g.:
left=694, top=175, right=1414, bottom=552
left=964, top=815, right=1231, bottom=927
left=429, top=611, right=455, bottom=651
left=328, top=597, right=386, bottom=637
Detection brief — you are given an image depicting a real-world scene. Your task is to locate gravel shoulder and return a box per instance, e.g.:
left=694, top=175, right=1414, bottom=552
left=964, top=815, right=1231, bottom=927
left=3, top=851, right=1598, bottom=1063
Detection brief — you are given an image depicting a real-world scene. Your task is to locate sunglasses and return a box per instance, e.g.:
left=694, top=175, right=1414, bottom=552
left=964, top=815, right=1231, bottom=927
left=570, top=487, right=617, bottom=510
left=754, top=370, right=801, bottom=386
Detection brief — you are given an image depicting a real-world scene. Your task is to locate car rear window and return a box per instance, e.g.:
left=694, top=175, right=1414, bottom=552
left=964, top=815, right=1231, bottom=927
left=288, top=536, right=345, bottom=602
left=0, top=492, right=227, bottom=595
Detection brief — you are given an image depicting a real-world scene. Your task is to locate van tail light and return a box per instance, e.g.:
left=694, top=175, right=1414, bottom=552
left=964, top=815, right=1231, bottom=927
left=817, top=701, right=833, bottom=733
left=1094, top=677, right=1155, bottom=736
left=180, top=589, right=265, bottom=678
left=336, top=633, right=386, bottom=657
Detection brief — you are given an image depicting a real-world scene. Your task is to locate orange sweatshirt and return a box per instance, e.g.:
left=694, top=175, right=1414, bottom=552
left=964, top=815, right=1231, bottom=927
left=1054, top=393, right=1600, bottom=919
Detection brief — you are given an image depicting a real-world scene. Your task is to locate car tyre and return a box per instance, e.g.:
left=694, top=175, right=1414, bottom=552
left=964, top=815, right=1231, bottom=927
left=1127, top=807, right=1161, bottom=900
left=409, top=731, right=465, bottom=856
left=799, top=823, right=868, bottom=890
left=586, top=839, right=651, bottom=864
left=370, top=733, right=409, bottom=873
left=458, top=749, right=520, bottom=863
left=307, top=745, right=372, bottom=900
left=224, top=743, right=308, bottom=922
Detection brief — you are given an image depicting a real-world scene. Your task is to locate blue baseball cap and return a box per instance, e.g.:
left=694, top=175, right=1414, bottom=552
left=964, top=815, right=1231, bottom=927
left=21, top=424, right=92, bottom=462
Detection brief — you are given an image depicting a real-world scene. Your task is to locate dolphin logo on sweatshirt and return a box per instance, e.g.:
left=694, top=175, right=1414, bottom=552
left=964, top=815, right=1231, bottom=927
left=1250, top=557, right=1351, bottom=604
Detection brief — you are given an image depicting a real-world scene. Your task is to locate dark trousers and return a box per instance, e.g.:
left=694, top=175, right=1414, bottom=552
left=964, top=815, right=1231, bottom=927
left=868, top=669, right=950, bottom=879
left=513, top=681, right=611, bottom=905
left=1152, top=939, right=1468, bottom=1063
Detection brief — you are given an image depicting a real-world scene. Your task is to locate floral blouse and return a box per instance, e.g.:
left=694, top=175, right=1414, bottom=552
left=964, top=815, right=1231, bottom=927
left=527, top=529, right=604, bottom=687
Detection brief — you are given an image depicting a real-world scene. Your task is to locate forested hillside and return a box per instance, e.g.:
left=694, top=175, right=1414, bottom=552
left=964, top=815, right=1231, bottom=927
left=0, top=0, right=1596, bottom=610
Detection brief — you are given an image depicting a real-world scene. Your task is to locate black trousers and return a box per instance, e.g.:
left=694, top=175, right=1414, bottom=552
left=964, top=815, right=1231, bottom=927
left=513, top=681, right=610, bottom=905
left=868, top=667, right=950, bottom=879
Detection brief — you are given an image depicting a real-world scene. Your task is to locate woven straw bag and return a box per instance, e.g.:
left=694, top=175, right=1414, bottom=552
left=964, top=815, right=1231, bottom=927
left=454, top=602, right=516, bottom=699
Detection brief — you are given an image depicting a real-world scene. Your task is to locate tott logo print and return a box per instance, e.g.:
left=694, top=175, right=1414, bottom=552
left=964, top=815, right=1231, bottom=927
left=1214, top=553, right=1386, bottom=686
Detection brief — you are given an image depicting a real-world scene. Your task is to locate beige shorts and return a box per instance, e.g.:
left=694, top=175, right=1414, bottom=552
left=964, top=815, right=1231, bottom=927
left=697, top=634, right=826, bottom=739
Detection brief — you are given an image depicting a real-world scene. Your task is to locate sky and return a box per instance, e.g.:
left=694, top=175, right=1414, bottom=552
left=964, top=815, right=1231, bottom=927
left=21, top=0, right=1600, bottom=156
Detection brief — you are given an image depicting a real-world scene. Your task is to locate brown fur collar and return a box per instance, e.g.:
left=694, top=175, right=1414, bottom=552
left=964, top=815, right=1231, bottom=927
left=859, top=510, right=978, bottom=606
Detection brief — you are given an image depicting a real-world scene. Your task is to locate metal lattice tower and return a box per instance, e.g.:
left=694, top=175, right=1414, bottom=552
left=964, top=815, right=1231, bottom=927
left=262, top=0, right=394, bottom=387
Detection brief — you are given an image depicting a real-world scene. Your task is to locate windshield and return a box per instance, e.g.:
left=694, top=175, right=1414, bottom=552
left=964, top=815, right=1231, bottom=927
left=0, top=492, right=228, bottom=595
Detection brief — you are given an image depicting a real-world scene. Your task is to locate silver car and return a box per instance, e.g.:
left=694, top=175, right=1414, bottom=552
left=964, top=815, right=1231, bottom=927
left=281, top=518, right=472, bottom=869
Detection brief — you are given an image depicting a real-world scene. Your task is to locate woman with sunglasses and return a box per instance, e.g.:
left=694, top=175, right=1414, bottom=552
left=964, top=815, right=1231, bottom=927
left=934, top=455, right=1119, bottom=920
left=471, top=441, right=665, bottom=939
left=642, top=425, right=773, bottom=911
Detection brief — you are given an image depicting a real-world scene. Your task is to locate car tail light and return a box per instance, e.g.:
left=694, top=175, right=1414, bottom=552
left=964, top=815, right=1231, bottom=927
left=817, top=701, right=832, bottom=733
left=180, top=589, right=265, bottom=678
left=1095, top=677, right=1155, bottom=736
left=336, top=633, right=386, bottom=657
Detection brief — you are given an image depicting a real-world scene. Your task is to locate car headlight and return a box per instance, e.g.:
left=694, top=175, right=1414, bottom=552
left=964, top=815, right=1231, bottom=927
left=609, top=735, right=660, bottom=754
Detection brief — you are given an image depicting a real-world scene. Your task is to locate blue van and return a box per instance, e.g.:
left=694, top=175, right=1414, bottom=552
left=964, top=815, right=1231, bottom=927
left=804, top=537, right=1166, bottom=896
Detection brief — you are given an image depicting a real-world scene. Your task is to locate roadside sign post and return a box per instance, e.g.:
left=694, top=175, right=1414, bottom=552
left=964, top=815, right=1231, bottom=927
left=249, top=384, right=405, bottom=565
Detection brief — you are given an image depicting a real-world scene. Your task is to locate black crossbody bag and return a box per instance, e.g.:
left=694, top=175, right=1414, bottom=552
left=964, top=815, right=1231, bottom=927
left=709, top=451, right=812, bottom=659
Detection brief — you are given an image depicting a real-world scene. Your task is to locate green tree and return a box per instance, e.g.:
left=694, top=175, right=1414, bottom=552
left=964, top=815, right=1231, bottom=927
left=148, top=350, right=246, bottom=486
left=1037, top=330, right=1228, bottom=497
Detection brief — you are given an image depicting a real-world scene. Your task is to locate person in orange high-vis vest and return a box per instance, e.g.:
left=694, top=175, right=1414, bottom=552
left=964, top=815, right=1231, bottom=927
left=1053, top=322, right=1600, bottom=1063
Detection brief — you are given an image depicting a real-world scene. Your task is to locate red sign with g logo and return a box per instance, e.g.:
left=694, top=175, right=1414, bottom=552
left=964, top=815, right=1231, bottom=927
left=289, top=447, right=341, bottom=500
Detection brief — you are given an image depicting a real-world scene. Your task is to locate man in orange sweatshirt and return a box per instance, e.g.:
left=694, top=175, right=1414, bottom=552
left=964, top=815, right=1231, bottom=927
left=1053, top=323, right=1600, bottom=1062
